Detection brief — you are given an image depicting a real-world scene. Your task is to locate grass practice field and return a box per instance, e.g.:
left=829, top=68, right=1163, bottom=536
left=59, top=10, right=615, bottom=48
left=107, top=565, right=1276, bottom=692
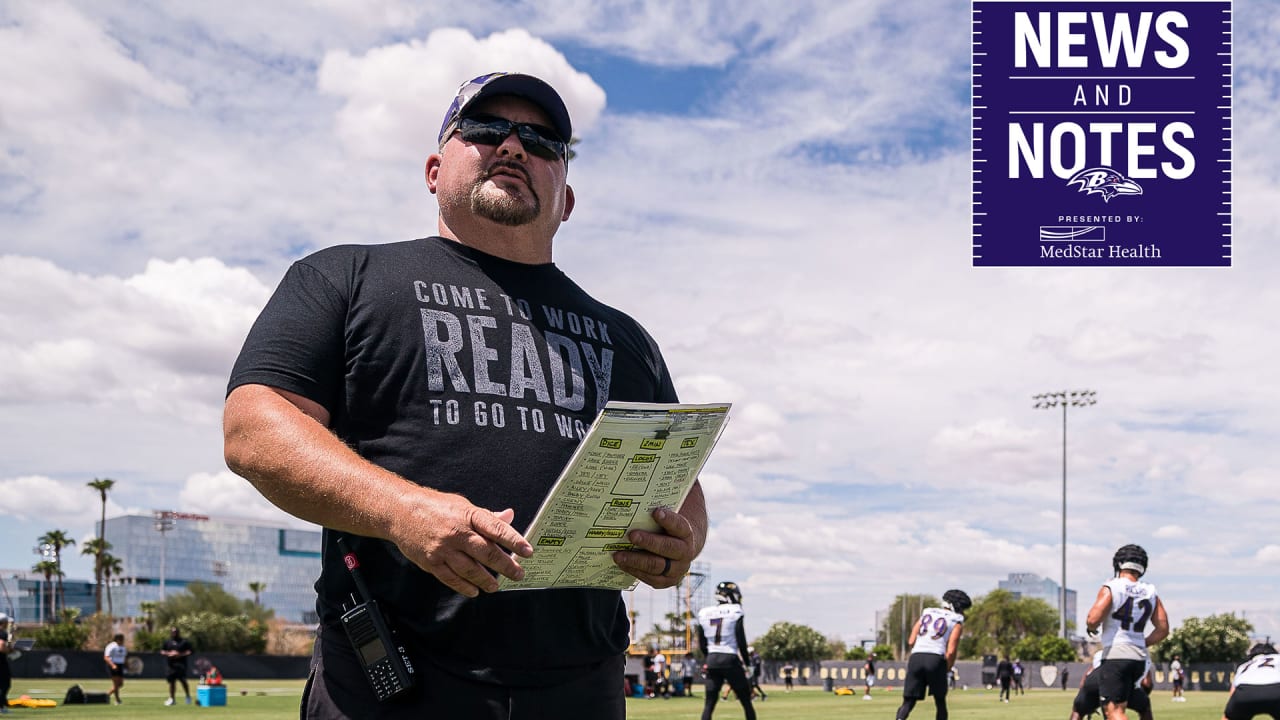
left=4, top=678, right=303, bottom=719
left=628, top=685, right=1228, bottom=720
left=5, top=679, right=1229, bottom=718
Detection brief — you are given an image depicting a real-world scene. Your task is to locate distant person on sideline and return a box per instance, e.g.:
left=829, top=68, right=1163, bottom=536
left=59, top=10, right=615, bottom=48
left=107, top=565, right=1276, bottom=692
left=1085, top=544, right=1169, bottom=720
left=864, top=652, right=877, bottom=699
left=161, top=626, right=194, bottom=705
left=895, top=589, right=970, bottom=720
left=104, top=633, right=128, bottom=705
left=682, top=654, right=696, bottom=697
left=1171, top=654, right=1185, bottom=701
left=997, top=656, right=1014, bottom=703
left=748, top=646, right=767, bottom=701
left=653, top=647, right=670, bottom=699
left=0, top=613, right=12, bottom=714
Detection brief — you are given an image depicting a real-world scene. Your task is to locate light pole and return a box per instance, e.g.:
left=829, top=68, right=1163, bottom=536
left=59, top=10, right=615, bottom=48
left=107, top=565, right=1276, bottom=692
left=153, top=511, right=175, bottom=600
left=32, top=542, right=56, bottom=624
left=1033, top=389, right=1097, bottom=639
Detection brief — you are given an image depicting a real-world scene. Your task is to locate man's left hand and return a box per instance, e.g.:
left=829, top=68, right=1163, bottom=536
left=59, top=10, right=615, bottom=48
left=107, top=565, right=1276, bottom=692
left=612, top=506, right=698, bottom=589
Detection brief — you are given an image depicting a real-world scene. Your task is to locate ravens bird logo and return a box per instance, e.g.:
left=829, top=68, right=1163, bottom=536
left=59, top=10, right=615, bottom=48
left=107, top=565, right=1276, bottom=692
left=1066, top=167, right=1144, bottom=203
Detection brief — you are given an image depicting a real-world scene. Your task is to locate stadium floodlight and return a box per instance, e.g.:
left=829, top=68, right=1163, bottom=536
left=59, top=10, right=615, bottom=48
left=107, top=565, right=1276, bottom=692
left=153, top=511, right=176, bottom=600
left=32, top=542, right=57, bottom=624
left=1033, top=390, right=1097, bottom=639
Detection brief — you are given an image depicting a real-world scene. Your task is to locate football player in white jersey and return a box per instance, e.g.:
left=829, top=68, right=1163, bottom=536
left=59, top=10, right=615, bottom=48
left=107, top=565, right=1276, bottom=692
left=1222, top=642, right=1280, bottom=720
left=895, top=589, right=970, bottom=720
left=696, top=581, right=756, bottom=720
left=1085, top=544, right=1170, bottom=720
left=1070, top=649, right=1154, bottom=720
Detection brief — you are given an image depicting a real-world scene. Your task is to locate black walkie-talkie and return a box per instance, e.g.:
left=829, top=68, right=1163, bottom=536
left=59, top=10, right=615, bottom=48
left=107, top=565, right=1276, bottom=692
left=336, top=537, right=416, bottom=701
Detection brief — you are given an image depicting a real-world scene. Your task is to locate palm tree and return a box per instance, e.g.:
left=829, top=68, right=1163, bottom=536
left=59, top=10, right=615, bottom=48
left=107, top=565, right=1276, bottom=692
left=32, top=559, right=59, bottom=622
left=249, top=581, right=266, bottom=606
left=86, top=477, right=116, bottom=613
left=139, top=600, right=158, bottom=633
left=37, top=530, right=76, bottom=615
left=663, top=611, right=687, bottom=652
left=101, top=553, right=123, bottom=619
left=80, top=537, right=112, bottom=614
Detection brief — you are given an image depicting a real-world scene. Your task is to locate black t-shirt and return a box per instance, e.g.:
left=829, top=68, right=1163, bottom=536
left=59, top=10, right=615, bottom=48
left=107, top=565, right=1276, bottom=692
left=228, top=237, right=677, bottom=684
left=162, top=637, right=192, bottom=671
left=0, top=628, right=10, bottom=677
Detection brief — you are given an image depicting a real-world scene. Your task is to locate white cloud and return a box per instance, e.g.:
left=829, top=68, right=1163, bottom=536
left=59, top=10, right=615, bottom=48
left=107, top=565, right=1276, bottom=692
left=931, top=418, right=1040, bottom=457
left=0, top=255, right=270, bottom=419
left=1030, top=325, right=1212, bottom=375
left=0, top=1, right=189, bottom=137
left=695, top=472, right=739, bottom=506
left=0, top=475, right=102, bottom=524
left=178, top=471, right=318, bottom=530
left=318, top=28, right=606, bottom=160
left=1257, top=546, right=1280, bottom=564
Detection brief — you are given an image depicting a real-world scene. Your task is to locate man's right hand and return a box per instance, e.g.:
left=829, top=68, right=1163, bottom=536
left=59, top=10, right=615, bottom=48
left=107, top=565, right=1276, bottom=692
left=388, top=492, right=534, bottom=598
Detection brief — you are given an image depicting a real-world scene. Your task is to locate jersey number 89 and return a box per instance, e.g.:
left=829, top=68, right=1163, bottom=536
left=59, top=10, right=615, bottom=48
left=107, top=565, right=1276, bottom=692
left=918, top=614, right=949, bottom=640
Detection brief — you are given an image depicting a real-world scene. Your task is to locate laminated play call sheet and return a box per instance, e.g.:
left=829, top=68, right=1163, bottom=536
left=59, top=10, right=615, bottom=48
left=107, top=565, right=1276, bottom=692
left=499, top=401, right=731, bottom=591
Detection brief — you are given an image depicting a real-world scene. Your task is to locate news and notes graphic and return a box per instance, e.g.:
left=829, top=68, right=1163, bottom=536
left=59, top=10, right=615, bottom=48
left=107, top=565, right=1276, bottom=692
left=973, top=1, right=1232, bottom=267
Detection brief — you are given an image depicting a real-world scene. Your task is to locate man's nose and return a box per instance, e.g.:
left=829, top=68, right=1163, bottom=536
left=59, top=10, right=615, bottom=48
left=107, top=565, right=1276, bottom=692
left=495, top=128, right=527, bottom=160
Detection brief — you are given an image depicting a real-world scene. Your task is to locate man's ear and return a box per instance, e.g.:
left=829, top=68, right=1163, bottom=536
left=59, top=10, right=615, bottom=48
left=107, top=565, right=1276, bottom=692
left=425, top=153, right=442, bottom=194
left=561, top=183, right=575, bottom=222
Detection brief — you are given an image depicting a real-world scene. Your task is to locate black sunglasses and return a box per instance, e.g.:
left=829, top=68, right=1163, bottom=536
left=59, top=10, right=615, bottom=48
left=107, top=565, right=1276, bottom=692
left=455, top=114, right=567, bottom=161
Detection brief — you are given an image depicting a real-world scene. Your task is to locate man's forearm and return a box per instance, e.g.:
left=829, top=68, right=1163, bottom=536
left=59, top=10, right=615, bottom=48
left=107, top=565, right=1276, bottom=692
left=223, top=384, right=426, bottom=541
left=224, top=384, right=534, bottom=600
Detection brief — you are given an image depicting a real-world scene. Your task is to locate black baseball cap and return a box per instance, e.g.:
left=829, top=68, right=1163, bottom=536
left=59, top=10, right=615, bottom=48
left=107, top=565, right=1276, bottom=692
left=437, top=72, right=572, bottom=147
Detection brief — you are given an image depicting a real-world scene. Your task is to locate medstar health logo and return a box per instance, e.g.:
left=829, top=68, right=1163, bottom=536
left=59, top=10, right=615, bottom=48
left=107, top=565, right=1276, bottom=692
left=1066, top=167, right=1144, bottom=203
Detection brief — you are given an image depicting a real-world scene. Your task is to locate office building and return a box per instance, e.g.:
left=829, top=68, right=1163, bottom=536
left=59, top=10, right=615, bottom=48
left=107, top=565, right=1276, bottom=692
left=3, top=514, right=323, bottom=625
left=998, top=572, right=1078, bottom=634
left=0, top=574, right=95, bottom=625
left=103, top=513, right=323, bottom=624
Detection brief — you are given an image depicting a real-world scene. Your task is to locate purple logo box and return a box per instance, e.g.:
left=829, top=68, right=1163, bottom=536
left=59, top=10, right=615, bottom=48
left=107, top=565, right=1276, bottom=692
left=972, top=1, right=1232, bottom=266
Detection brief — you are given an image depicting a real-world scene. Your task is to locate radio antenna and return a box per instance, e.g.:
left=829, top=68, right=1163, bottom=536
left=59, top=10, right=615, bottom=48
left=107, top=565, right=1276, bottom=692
left=336, top=536, right=375, bottom=603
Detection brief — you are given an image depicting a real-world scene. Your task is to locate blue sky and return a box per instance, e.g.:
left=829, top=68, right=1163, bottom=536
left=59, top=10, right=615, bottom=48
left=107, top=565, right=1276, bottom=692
left=2, top=0, right=1279, bottom=648
left=558, top=45, right=727, bottom=115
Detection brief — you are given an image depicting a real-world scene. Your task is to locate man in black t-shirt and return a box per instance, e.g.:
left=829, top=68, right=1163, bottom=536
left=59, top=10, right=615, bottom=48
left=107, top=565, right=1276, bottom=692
left=224, top=71, right=707, bottom=720
left=997, top=656, right=1014, bottom=702
left=748, top=647, right=767, bottom=701
left=161, top=627, right=193, bottom=706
